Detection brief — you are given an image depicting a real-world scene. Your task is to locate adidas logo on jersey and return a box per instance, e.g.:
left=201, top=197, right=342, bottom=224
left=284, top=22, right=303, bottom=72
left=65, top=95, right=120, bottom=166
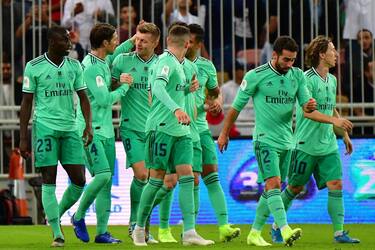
left=45, top=75, right=52, bottom=80
left=130, top=67, right=137, bottom=72
left=266, top=81, right=273, bottom=86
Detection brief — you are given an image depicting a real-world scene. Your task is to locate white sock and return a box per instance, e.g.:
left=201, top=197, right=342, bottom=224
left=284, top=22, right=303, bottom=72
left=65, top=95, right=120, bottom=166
left=135, top=225, right=145, bottom=230
left=334, top=230, right=344, bottom=237
left=184, top=229, right=196, bottom=236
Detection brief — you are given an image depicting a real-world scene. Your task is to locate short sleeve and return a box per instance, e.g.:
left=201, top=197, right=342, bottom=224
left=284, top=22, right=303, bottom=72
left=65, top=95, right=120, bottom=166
left=74, top=62, right=86, bottom=91
left=232, top=70, right=258, bottom=112
left=22, top=63, right=36, bottom=93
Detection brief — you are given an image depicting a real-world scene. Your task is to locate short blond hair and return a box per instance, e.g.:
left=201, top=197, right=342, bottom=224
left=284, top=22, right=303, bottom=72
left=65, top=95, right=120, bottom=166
left=167, top=25, right=190, bottom=47
left=137, top=22, right=160, bottom=40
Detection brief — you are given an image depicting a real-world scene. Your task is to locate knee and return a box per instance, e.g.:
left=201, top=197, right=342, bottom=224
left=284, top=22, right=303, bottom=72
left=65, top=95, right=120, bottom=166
left=164, top=178, right=177, bottom=190
left=72, top=175, right=86, bottom=187
left=134, top=172, right=148, bottom=182
left=265, top=177, right=281, bottom=190
left=289, top=185, right=303, bottom=195
left=201, top=164, right=217, bottom=177
left=327, top=180, right=342, bottom=190
left=194, top=176, right=200, bottom=186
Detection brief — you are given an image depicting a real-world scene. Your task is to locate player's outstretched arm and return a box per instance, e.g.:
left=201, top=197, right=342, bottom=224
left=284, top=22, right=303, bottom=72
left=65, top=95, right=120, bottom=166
left=19, top=93, right=34, bottom=159
left=77, top=90, right=93, bottom=146
left=304, top=109, right=353, bottom=133
left=333, top=109, right=353, bottom=155
left=218, top=108, right=239, bottom=153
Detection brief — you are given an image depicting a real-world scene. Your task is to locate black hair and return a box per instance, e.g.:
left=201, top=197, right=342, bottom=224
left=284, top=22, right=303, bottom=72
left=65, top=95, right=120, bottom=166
left=273, top=36, right=299, bottom=55
left=90, top=23, right=116, bottom=49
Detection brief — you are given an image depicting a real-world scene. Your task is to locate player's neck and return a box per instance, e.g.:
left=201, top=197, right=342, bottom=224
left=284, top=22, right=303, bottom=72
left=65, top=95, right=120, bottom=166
left=138, top=52, right=154, bottom=62
left=46, top=51, right=64, bottom=66
left=186, top=51, right=198, bottom=61
left=315, top=64, right=329, bottom=79
left=90, top=49, right=107, bottom=60
left=167, top=47, right=185, bottom=62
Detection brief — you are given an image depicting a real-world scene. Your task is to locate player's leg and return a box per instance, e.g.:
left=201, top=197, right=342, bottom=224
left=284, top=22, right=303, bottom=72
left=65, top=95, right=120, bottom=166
left=319, top=152, right=360, bottom=243
left=157, top=173, right=177, bottom=243
left=249, top=142, right=300, bottom=246
left=33, top=122, right=64, bottom=246
left=271, top=149, right=314, bottom=243
left=40, top=166, right=65, bottom=247
left=128, top=162, right=148, bottom=237
left=192, top=141, right=202, bottom=221
left=59, top=130, right=86, bottom=218
left=68, top=136, right=112, bottom=243
left=122, top=130, right=148, bottom=233
left=133, top=131, right=169, bottom=246
left=173, top=135, right=214, bottom=246
left=200, top=130, right=240, bottom=241
left=94, top=137, right=122, bottom=243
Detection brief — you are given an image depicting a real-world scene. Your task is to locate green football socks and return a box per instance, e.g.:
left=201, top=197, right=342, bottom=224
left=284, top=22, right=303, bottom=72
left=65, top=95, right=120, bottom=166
left=203, top=172, right=228, bottom=226
left=42, top=184, right=63, bottom=240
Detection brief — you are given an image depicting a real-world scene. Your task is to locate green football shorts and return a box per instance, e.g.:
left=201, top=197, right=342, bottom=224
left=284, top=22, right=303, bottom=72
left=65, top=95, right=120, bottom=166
left=120, top=128, right=146, bottom=168
left=288, top=149, right=342, bottom=190
left=192, top=140, right=202, bottom=173
left=33, top=121, right=84, bottom=167
left=199, top=129, right=218, bottom=166
left=84, top=134, right=115, bottom=176
left=253, top=141, right=291, bottom=183
left=145, top=131, right=193, bottom=173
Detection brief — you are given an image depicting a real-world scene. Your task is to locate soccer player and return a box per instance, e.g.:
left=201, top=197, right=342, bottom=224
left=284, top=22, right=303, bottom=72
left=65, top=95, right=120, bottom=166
left=185, top=23, right=241, bottom=242
left=270, top=36, right=359, bottom=244
left=151, top=24, right=202, bottom=243
left=19, top=25, right=93, bottom=247
left=111, top=22, right=160, bottom=243
left=132, top=24, right=213, bottom=246
left=218, top=36, right=317, bottom=247
left=71, top=23, right=133, bottom=244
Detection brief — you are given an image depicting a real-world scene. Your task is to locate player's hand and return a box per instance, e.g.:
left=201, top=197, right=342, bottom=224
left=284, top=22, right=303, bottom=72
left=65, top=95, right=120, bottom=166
left=217, top=132, right=229, bottom=153
left=332, top=117, right=353, bottom=133
left=120, top=73, right=133, bottom=85
left=343, top=135, right=353, bottom=155
left=82, top=126, right=93, bottom=147
left=19, top=138, right=31, bottom=159
left=208, top=99, right=222, bottom=115
left=174, top=109, right=190, bottom=125
left=130, top=20, right=146, bottom=43
left=303, top=98, right=316, bottom=113
left=189, top=74, right=199, bottom=93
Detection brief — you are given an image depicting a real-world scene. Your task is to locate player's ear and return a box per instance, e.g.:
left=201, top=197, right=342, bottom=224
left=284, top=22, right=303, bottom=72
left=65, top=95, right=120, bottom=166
left=102, top=39, right=109, bottom=48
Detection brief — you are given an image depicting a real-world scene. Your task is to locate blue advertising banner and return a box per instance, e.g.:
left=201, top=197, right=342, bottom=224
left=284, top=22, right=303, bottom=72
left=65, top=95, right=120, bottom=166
left=150, top=139, right=375, bottom=225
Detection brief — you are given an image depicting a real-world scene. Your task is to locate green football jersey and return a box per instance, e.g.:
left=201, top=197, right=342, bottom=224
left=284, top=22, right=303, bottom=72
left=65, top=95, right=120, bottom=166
left=295, top=67, right=338, bottom=155
left=22, top=53, right=86, bottom=131
left=183, top=59, right=200, bottom=142
left=112, top=52, right=158, bottom=132
left=77, top=53, right=129, bottom=138
left=192, top=57, right=219, bottom=133
left=145, top=50, right=189, bottom=137
left=232, top=62, right=311, bottom=150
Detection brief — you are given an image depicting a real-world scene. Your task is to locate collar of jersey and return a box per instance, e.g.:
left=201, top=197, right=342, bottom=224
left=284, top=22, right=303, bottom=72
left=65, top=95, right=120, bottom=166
left=268, top=61, right=283, bottom=76
left=136, top=53, right=156, bottom=64
left=191, top=56, right=199, bottom=63
left=312, top=67, right=328, bottom=83
left=88, top=53, right=106, bottom=64
left=165, top=49, right=185, bottom=64
left=44, top=53, right=65, bottom=68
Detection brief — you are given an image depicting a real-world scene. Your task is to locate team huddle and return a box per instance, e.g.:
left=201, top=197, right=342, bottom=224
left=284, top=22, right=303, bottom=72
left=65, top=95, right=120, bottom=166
left=19, top=20, right=360, bottom=248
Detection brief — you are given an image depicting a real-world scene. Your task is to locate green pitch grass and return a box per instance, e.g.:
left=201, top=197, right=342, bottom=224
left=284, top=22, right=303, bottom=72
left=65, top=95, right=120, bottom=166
left=0, top=224, right=374, bottom=250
